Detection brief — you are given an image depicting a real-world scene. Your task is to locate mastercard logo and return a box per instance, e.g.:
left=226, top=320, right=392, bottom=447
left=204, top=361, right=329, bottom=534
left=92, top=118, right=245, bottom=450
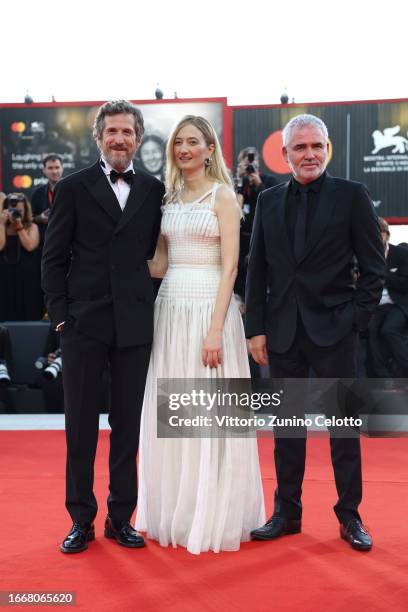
left=262, top=130, right=333, bottom=175
left=11, top=122, right=26, bottom=133
left=13, top=175, right=32, bottom=189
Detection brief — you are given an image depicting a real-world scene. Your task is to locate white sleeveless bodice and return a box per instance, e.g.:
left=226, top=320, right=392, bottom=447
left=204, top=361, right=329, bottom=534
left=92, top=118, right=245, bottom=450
left=158, top=183, right=222, bottom=301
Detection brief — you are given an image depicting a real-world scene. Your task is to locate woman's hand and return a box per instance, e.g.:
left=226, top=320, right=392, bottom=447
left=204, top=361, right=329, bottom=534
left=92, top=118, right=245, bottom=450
left=0, top=192, right=6, bottom=210
left=0, top=210, right=9, bottom=225
left=10, top=216, right=24, bottom=231
left=202, top=328, right=223, bottom=368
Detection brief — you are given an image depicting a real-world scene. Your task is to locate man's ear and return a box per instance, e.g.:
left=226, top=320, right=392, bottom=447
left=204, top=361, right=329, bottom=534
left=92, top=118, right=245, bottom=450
left=282, top=146, right=288, bottom=162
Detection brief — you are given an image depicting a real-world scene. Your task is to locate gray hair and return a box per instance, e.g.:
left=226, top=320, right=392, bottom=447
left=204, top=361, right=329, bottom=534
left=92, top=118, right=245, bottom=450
left=282, top=114, right=328, bottom=146
left=93, top=100, right=145, bottom=140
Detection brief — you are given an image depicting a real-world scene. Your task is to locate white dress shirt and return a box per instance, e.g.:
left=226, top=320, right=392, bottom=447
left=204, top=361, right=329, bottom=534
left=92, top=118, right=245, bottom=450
left=100, top=156, right=134, bottom=211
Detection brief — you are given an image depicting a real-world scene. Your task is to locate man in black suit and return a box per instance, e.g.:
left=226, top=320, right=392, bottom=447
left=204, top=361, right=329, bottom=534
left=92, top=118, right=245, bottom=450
left=32, top=154, right=64, bottom=219
left=42, top=100, right=164, bottom=553
left=367, top=217, right=408, bottom=377
left=245, top=114, right=385, bottom=550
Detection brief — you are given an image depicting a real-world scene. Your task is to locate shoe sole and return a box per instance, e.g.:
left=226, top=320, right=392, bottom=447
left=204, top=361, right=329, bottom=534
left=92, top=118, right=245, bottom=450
left=104, top=529, right=145, bottom=548
left=60, top=531, right=95, bottom=554
left=250, top=526, right=302, bottom=540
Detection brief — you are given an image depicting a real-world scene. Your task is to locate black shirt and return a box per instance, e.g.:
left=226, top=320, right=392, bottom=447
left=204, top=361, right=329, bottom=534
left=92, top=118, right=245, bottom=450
left=286, top=172, right=326, bottom=247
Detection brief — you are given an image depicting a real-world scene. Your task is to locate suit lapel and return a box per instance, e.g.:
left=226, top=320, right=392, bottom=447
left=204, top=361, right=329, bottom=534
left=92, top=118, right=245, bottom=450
left=300, top=174, right=337, bottom=263
left=275, top=181, right=296, bottom=265
left=82, top=161, right=122, bottom=222
left=387, top=244, right=397, bottom=268
left=114, top=170, right=152, bottom=234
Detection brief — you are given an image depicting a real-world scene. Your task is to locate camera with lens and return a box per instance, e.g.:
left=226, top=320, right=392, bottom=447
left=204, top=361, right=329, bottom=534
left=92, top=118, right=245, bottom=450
left=35, top=348, right=62, bottom=380
left=0, top=360, right=11, bottom=388
left=246, top=153, right=256, bottom=174
left=5, top=195, right=24, bottom=221
left=7, top=196, right=22, bottom=220
left=9, top=207, right=22, bottom=221
left=34, top=356, right=48, bottom=370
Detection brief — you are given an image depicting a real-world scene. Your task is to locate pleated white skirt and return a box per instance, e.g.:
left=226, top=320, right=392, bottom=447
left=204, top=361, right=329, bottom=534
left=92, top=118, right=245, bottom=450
left=136, top=266, right=265, bottom=554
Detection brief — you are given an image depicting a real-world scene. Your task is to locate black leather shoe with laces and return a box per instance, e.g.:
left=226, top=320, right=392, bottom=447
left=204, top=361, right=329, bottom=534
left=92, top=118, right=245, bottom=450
left=104, top=516, right=145, bottom=548
left=340, top=519, right=372, bottom=551
left=60, top=522, right=95, bottom=554
left=250, top=516, right=301, bottom=540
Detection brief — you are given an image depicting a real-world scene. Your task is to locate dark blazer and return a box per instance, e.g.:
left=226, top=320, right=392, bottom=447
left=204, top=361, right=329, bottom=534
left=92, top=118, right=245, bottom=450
left=385, top=243, right=408, bottom=316
left=31, top=184, right=50, bottom=216
left=245, top=174, right=386, bottom=352
left=41, top=161, right=164, bottom=348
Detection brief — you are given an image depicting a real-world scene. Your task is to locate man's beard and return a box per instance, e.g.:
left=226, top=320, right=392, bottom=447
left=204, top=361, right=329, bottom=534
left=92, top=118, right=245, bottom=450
left=105, top=148, right=132, bottom=171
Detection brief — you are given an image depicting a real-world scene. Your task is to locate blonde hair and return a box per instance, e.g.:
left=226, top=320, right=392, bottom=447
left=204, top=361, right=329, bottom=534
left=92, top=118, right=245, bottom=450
left=165, top=115, right=232, bottom=202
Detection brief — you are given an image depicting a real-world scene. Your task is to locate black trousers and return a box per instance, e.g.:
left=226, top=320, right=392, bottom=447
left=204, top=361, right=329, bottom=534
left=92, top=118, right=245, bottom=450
left=367, top=304, right=408, bottom=377
left=268, top=317, right=362, bottom=525
left=60, top=323, right=151, bottom=524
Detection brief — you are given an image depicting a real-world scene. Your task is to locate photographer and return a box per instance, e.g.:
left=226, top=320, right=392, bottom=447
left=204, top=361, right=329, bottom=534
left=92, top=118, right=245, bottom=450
left=235, top=147, right=278, bottom=299
left=0, top=192, right=44, bottom=321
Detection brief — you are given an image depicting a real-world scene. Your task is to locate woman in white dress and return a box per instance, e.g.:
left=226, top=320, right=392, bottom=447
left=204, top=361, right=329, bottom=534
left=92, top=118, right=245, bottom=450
left=136, top=115, right=265, bottom=554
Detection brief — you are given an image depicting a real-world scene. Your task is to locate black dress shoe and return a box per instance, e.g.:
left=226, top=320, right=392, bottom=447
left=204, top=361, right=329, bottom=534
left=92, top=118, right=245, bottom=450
left=340, top=519, right=372, bottom=551
left=60, top=522, right=95, bottom=554
left=250, top=516, right=301, bottom=540
left=104, top=516, right=145, bottom=548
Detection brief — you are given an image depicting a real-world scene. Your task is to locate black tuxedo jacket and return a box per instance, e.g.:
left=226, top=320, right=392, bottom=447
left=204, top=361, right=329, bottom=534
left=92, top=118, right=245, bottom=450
left=245, top=174, right=386, bottom=352
left=41, top=161, right=164, bottom=347
left=31, top=184, right=50, bottom=216
left=385, top=243, right=408, bottom=316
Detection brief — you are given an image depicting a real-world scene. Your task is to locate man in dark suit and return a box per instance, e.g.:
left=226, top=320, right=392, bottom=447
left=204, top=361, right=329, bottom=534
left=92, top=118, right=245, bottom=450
left=245, top=114, right=385, bottom=550
left=42, top=100, right=164, bottom=553
left=32, top=155, right=65, bottom=310
left=367, top=217, right=408, bottom=377
left=32, top=154, right=64, bottom=219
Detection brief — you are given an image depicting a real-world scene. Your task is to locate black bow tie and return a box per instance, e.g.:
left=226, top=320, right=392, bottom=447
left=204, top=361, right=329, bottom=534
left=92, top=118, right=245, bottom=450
left=110, top=169, right=134, bottom=185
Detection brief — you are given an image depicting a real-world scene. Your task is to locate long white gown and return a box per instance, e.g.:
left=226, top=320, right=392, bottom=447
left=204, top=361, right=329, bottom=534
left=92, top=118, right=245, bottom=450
left=135, top=183, right=265, bottom=554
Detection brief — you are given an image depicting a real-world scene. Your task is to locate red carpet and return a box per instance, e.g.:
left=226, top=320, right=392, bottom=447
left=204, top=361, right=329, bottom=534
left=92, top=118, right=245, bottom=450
left=0, top=431, right=407, bottom=611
